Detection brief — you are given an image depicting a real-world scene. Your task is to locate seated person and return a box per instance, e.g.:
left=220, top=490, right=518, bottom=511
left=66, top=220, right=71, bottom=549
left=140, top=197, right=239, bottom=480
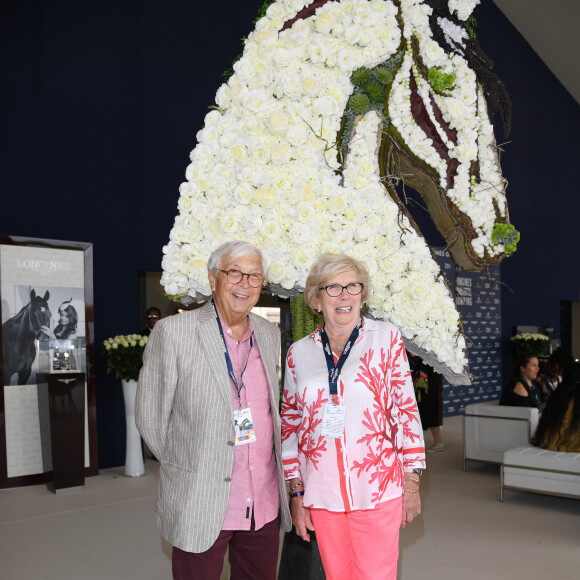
left=538, top=347, right=575, bottom=395
left=534, top=363, right=580, bottom=452
left=500, top=355, right=546, bottom=412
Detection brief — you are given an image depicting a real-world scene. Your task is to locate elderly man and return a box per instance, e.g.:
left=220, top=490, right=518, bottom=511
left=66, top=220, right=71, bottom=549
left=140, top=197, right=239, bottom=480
left=136, top=241, right=291, bottom=580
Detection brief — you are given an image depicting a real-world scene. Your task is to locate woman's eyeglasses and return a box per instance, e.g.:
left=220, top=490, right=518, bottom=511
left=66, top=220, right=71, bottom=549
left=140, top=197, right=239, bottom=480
left=318, top=282, right=364, bottom=297
left=218, top=269, right=264, bottom=288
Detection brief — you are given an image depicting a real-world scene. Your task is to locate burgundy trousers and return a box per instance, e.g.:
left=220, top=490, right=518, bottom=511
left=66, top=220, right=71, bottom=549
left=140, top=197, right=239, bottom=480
left=172, top=515, right=280, bottom=580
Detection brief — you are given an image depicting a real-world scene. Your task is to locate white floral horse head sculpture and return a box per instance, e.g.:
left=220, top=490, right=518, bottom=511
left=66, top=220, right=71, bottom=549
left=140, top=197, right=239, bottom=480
left=162, top=0, right=516, bottom=384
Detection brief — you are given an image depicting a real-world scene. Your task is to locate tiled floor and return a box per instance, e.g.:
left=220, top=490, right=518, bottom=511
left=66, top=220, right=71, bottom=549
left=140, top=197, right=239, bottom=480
left=1, top=415, right=579, bottom=579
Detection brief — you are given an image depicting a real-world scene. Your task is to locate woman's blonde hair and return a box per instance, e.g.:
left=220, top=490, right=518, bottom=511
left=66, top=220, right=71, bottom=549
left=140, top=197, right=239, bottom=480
left=304, top=253, right=370, bottom=312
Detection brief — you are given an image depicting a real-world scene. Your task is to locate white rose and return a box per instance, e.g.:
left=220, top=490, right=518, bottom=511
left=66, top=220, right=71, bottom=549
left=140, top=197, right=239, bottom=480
left=231, top=143, right=248, bottom=161
left=215, top=84, right=231, bottom=108
left=178, top=182, right=199, bottom=199
left=271, top=142, right=292, bottom=164
left=267, top=111, right=289, bottom=134
left=177, top=197, right=192, bottom=212
left=245, top=118, right=264, bottom=136
left=267, top=261, right=286, bottom=284
left=289, top=222, right=312, bottom=244
left=255, top=186, right=279, bottom=207
left=307, top=40, right=329, bottom=64
left=274, top=47, right=293, bottom=68
left=286, top=124, right=308, bottom=147
left=313, top=96, right=338, bottom=116
left=337, top=48, right=356, bottom=72
left=252, top=143, right=271, bottom=164
left=263, top=220, right=282, bottom=240
left=234, top=183, right=253, bottom=205
left=332, top=229, right=354, bottom=248
left=281, top=72, right=302, bottom=98
left=243, top=90, right=270, bottom=113
left=315, top=11, right=335, bottom=35
left=344, top=24, right=361, bottom=45
left=301, top=74, right=322, bottom=98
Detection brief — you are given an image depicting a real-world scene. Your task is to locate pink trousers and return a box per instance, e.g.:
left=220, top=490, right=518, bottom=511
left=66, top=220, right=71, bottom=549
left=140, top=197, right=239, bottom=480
left=310, top=496, right=402, bottom=580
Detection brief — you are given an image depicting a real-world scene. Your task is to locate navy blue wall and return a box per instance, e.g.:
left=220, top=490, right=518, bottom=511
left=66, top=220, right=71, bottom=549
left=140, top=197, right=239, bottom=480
left=1, top=0, right=578, bottom=467
left=476, top=3, right=580, bottom=380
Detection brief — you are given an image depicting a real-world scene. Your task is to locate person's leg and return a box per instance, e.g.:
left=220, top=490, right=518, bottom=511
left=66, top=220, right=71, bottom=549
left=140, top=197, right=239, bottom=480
left=427, top=426, right=445, bottom=451
left=309, top=508, right=353, bottom=580
left=430, top=426, right=443, bottom=443
left=228, top=515, right=280, bottom=580
left=172, top=530, right=231, bottom=580
left=349, top=496, right=402, bottom=580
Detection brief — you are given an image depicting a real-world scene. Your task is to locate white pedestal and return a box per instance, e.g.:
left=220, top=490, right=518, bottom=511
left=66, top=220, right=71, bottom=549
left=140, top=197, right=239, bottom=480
left=121, top=380, right=145, bottom=477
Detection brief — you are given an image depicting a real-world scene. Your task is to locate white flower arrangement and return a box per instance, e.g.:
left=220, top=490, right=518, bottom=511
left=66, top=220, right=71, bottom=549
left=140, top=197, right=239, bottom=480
left=103, top=334, right=148, bottom=382
left=510, top=333, right=549, bottom=358
left=511, top=333, right=549, bottom=343
left=161, top=0, right=510, bottom=383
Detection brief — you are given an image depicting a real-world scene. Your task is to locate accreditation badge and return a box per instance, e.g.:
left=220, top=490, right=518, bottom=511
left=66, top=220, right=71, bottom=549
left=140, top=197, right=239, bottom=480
left=320, top=403, right=346, bottom=439
left=234, top=407, right=256, bottom=445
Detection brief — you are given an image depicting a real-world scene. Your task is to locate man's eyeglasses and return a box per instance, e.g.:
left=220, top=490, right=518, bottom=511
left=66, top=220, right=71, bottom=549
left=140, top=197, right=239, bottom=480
left=147, top=315, right=160, bottom=319
left=218, top=269, right=264, bottom=288
left=318, top=282, right=364, bottom=297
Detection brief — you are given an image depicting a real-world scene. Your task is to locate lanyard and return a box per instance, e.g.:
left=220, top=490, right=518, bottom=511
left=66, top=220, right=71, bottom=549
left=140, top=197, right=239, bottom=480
left=211, top=299, right=254, bottom=406
left=522, top=376, right=541, bottom=408
left=320, top=318, right=362, bottom=397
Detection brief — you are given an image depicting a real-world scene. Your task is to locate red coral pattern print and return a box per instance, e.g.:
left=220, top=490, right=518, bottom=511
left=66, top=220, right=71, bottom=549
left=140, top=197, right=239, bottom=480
left=280, top=319, right=425, bottom=510
left=352, top=331, right=421, bottom=503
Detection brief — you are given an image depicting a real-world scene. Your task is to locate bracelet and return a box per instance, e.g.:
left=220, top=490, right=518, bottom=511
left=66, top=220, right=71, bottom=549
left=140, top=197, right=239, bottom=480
left=290, top=491, right=305, bottom=499
left=404, top=475, right=420, bottom=484
left=289, top=481, right=304, bottom=493
left=403, top=488, right=419, bottom=494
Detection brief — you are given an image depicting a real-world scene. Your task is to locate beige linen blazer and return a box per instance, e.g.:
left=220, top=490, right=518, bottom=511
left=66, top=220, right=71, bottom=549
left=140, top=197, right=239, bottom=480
left=136, top=302, right=291, bottom=553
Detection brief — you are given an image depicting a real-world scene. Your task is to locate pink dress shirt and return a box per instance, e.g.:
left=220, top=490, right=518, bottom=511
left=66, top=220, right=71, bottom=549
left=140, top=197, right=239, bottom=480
left=221, top=321, right=280, bottom=531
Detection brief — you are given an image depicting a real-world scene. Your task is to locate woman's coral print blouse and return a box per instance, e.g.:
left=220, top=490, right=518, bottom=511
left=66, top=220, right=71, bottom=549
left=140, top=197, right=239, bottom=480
left=281, top=317, right=426, bottom=511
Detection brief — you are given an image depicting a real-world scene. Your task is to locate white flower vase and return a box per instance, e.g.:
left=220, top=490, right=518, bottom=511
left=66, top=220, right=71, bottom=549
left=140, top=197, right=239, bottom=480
left=121, top=379, right=145, bottom=477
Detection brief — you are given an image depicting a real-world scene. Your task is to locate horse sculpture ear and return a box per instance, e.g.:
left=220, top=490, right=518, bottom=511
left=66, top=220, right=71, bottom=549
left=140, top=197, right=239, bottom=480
left=43, top=291, right=50, bottom=301
left=31, top=289, right=36, bottom=299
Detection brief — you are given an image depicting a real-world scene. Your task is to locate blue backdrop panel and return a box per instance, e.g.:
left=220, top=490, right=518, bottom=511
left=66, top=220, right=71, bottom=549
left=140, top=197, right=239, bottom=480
left=433, top=250, right=502, bottom=416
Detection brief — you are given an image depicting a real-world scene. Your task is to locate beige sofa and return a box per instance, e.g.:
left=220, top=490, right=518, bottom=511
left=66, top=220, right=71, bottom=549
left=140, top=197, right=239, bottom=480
left=501, top=446, right=580, bottom=501
left=463, top=401, right=539, bottom=471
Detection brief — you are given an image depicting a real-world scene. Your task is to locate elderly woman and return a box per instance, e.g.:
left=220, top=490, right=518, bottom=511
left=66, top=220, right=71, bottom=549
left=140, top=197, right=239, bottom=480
left=281, top=253, right=425, bottom=580
left=136, top=240, right=291, bottom=580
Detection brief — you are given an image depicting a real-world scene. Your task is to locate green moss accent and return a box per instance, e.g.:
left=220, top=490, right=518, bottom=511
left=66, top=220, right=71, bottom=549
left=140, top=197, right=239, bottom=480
left=337, top=50, right=404, bottom=171
left=351, top=67, right=372, bottom=86
left=373, top=66, right=393, bottom=86
left=290, top=295, right=324, bottom=342
left=363, top=80, right=385, bottom=103
left=428, top=68, right=456, bottom=93
left=348, top=93, right=372, bottom=115
left=465, top=16, right=477, bottom=39
left=492, top=223, right=520, bottom=254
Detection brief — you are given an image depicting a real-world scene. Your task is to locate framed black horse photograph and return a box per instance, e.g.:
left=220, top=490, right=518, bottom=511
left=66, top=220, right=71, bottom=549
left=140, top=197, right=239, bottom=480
left=0, top=235, right=97, bottom=488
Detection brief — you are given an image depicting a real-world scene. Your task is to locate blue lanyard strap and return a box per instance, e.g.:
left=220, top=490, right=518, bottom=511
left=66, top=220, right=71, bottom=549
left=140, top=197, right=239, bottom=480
left=211, top=299, right=254, bottom=403
left=319, top=318, right=362, bottom=396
